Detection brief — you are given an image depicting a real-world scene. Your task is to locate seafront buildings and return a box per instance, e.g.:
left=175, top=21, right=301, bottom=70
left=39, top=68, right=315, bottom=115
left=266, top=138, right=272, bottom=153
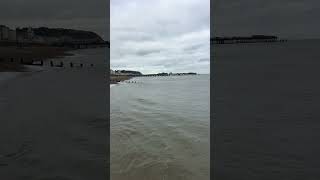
left=0, top=25, right=16, bottom=42
left=0, top=25, right=36, bottom=43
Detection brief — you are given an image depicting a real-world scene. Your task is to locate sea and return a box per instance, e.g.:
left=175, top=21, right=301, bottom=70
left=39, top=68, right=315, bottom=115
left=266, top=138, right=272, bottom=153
left=110, top=75, right=210, bottom=180
left=213, top=39, right=320, bottom=179
left=0, top=47, right=109, bottom=179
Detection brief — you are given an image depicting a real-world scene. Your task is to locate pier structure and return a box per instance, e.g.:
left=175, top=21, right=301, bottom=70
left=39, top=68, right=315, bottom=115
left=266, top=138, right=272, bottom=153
left=211, top=35, right=288, bottom=45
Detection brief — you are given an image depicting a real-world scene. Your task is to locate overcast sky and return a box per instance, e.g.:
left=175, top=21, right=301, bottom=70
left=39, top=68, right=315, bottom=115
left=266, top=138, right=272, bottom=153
left=214, top=0, right=320, bottom=39
left=0, top=0, right=109, bottom=40
left=111, top=0, right=210, bottom=74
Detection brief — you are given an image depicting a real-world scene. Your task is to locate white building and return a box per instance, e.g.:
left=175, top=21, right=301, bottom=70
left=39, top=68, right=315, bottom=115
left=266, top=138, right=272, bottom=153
left=8, top=29, right=16, bottom=41
left=0, top=25, right=10, bottom=41
left=27, top=27, right=34, bottom=40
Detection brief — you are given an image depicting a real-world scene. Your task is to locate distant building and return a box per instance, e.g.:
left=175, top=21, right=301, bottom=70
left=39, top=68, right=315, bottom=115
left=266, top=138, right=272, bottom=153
left=0, top=25, right=10, bottom=41
left=16, top=27, right=34, bottom=43
left=8, top=29, right=16, bottom=41
left=27, top=27, right=34, bottom=40
left=0, top=25, right=16, bottom=42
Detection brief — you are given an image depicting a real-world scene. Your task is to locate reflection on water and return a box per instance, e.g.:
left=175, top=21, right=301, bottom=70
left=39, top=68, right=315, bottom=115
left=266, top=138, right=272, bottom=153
left=111, top=75, right=210, bottom=180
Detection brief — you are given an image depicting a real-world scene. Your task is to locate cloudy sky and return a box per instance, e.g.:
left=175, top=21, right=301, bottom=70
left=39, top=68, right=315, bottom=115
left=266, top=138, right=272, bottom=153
left=0, top=0, right=109, bottom=40
left=214, top=0, right=320, bottom=39
left=111, top=0, right=210, bottom=74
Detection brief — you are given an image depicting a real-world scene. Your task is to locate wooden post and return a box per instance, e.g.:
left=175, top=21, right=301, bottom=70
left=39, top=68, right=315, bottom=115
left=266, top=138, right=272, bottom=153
left=80, top=63, right=83, bottom=67
left=70, top=62, right=73, bottom=67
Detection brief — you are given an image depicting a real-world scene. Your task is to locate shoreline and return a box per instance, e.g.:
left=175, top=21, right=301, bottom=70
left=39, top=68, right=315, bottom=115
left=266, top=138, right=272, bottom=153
left=110, top=75, right=132, bottom=84
left=0, top=46, right=74, bottom=72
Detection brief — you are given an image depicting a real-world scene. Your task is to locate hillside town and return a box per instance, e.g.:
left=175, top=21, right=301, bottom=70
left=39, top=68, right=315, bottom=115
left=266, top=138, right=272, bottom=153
left=0, top=25, right=108, bottom=48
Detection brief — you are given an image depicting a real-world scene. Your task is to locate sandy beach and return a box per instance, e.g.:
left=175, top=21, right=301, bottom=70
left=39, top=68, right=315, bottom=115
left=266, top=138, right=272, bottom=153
left=0, top=49, right=108, bottom=179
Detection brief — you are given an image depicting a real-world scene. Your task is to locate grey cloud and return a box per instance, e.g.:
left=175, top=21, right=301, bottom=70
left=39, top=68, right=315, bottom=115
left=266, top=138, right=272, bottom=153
left=0, top=0, right=109, bottom=39
left=199, top=58, right=210, bottom=62
left=214, top=0, right=320, bottom=39
left=136, top=49, right=162, bottom=56
left=111, top=0, right=210, bottom=74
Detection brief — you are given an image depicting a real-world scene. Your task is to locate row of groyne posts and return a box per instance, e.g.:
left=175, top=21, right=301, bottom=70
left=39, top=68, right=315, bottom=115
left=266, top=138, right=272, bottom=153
left=110, top=73, right=197, bottom=83
left=4, top=57, right=96, bottom=68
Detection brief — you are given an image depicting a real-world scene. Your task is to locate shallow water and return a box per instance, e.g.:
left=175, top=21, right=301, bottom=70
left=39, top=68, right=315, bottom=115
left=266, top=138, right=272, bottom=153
left=111, top=75, right=210, bottom=180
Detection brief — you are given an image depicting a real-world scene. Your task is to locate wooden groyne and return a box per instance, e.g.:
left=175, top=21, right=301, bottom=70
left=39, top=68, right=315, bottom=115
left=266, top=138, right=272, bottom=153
left=1, top=57, right=99, bottom=69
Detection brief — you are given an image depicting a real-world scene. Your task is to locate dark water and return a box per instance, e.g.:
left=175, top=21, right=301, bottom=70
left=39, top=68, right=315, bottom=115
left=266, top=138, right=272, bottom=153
left=111, top=75, right=210, bottom=180
left=213, top=40, right=320, bottom=179
left=0, top=48, right=109, bottom=179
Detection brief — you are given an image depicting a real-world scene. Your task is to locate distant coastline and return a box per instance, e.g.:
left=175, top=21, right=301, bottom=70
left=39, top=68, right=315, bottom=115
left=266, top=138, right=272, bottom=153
left=110, top=69, right=198, bottom=84
left=0, top=25, right=109, bottom=72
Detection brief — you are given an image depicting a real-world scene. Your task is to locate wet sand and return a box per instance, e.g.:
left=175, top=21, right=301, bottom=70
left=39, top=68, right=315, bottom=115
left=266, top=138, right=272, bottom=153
left=0, top=59, right=108, bottom=179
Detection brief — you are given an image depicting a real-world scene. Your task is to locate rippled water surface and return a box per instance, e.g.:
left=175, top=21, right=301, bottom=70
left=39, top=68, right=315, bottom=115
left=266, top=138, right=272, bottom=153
left=214, top=40, right=320, bottom=179
left=111, top=75, right=210, bottom=180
